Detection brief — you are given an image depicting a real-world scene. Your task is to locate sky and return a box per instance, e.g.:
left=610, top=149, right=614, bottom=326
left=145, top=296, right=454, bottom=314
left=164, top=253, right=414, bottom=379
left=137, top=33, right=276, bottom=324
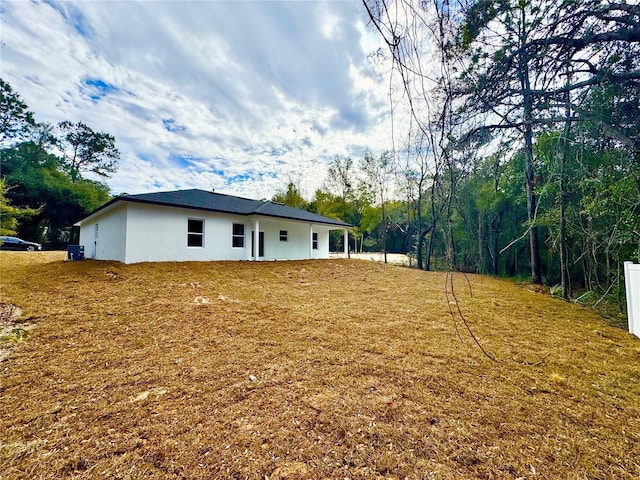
left=0, top=0, right=397, bottom=200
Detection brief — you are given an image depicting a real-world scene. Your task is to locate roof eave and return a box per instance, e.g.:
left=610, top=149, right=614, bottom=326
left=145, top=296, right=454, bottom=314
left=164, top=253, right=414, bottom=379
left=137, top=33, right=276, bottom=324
left=76, top=197, right=124, bottom=224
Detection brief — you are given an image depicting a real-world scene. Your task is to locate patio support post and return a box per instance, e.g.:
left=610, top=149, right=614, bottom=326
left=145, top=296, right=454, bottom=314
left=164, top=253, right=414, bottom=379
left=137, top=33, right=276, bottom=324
left=344, top=229, right=349, bottom=258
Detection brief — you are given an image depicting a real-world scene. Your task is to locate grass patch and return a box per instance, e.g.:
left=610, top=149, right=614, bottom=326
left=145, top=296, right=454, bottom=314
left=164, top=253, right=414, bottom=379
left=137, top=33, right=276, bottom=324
left=1, top=251, right=639, bottom=479
left=0, top=327, right=29, bottom=343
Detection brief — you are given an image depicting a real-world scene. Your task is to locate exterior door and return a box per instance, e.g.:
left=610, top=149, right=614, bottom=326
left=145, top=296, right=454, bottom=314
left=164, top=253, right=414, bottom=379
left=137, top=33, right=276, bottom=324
left=251, top=231, right=265, bottom=258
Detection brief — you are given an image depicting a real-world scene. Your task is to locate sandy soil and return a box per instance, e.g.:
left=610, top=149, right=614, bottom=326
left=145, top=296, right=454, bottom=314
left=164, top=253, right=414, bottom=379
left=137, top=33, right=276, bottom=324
left=330, top=251, right=414, bottom=266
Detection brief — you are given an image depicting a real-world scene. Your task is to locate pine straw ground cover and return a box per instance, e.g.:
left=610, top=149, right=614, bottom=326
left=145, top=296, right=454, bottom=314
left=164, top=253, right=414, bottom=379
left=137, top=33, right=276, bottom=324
left=0, top=252, right=639, bottom=480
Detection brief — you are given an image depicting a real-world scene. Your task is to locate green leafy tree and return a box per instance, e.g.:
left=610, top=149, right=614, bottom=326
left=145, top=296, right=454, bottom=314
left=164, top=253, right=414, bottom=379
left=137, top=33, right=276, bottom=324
left=327, top=156, right=355, bottom=221
left=360, top=150, right=394, bottom=262
left=272, top=182, right=307, bottom=209
left=306, top=188, right=349, bottom=252
left=359, top=203, right=382, bottom=252
left=454, top=154, right=509, bottom=275
left=55, top=121, right=120, bottom=182
left=1, top=141, right=111, bottom=246
left=0, top=79, right=35, bottom=142
left=0, top=82, right=117, bottom=247
left=0, top=178, right=39, bottom=236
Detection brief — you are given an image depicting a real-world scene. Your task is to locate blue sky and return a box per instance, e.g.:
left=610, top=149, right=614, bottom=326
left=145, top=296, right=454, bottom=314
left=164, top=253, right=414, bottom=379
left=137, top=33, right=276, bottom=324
left=1, top=0, right=397, bottom=199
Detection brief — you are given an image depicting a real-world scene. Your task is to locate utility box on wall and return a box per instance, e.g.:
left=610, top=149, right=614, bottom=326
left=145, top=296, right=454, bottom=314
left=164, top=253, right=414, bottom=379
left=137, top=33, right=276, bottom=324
left=624, top=261, right=640, bottom=339
left=67, top=245, right=85, bottom=261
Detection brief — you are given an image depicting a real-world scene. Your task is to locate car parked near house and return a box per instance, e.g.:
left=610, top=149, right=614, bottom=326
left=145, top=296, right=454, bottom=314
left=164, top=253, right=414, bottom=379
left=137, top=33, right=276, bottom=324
left=0, top=236, right=42, bottom=251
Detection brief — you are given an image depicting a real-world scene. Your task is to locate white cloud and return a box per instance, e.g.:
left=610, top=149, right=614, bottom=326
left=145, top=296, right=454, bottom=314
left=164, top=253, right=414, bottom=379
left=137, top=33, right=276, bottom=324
left=1, top=0, right=400, bottom=200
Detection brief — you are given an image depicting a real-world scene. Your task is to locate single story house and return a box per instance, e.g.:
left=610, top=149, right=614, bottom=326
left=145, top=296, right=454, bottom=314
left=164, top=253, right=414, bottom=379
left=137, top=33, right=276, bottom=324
left=76, top=188, right=351, bottom=264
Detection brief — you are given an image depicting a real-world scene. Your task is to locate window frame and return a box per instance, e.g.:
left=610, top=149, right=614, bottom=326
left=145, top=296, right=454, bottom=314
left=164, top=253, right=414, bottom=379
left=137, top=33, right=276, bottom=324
left=232, top=223, right=245, bottom=248
left=187, top=218, right=205, bottom=248
left=279, top=230, right=288, bottom=242
left=312, top=232, right=318, bottom=250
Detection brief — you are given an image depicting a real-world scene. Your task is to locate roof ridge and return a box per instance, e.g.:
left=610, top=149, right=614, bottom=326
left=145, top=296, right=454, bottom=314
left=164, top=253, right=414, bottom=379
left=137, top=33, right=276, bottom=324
left=126, top=188, right=252, bottom=199
left=252, top=200, right=275, bottom=214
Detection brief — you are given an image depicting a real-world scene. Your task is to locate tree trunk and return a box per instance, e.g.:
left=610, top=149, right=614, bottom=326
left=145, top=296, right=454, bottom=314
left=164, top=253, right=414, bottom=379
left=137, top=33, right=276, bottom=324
left=519, top=6, right=542, bottom=284
left=416, top=190, right=424, bottom=269
left=478, top=211, right=484, bottom=273
left=524, top=124, right=542, bottom=284
left=559, top=185, right=568, bottom=297
left=559, top=80, right=572, bottom=299
left=491, top=225, right=499, bottom=275
left=489, top=212, right=503, bottom=276
left=418, top=227, right=433, bottom=270
left=426, top=229, right=434, bottom=271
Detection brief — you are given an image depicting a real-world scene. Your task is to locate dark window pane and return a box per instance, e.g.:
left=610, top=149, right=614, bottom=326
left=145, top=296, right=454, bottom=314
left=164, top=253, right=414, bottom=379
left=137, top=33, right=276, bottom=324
left=188, top=219, right=203, bottom=233
left=188, top=234, right=203, bottom=247
left=233, top=223, right=244, bottom=235
left=232, top=236, right=244, bottom=248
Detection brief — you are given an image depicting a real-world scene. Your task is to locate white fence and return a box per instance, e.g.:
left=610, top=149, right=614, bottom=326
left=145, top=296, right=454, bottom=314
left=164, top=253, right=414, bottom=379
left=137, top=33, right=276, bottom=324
left=624, top=262, right=640, bottom=339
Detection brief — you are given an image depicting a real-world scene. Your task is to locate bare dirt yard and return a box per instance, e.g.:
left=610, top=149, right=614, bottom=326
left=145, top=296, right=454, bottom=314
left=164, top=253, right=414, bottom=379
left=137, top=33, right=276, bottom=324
left=1, top=251, right=639, bottom=479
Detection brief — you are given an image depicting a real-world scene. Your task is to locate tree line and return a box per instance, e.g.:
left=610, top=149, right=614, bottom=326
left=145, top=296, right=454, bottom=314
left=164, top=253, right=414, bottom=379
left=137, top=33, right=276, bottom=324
left=367, top=0, right=638, bottom=309
left=0, top=79, right=118, bottom=247
left=278, top=0, right=639, bottom=314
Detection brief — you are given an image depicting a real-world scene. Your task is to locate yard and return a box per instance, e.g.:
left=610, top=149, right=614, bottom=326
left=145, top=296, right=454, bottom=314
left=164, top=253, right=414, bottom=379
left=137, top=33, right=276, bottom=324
left=0, top=252, right=639, bottom=479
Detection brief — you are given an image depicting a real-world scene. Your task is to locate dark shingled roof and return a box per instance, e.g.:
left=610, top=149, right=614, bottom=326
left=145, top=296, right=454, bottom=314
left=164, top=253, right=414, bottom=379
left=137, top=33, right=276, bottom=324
left=84, top=189, right=351, bottom=227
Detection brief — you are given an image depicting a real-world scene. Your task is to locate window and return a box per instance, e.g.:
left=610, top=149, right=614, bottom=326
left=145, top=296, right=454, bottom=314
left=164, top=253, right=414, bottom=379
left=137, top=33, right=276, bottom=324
left=187, top=219, right=204, bottom=247
left=312, top=232, right=318, bottom=250
left=279, top=230, right=288, bottom=242
left=232, top=223, right=245, bottom=248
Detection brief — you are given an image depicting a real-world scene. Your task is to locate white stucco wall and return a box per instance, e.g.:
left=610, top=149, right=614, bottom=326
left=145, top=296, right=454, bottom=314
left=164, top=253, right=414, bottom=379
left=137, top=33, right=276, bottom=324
left=78, top=201, right=342, bottom=263
left=123, top=203, right=254, bottom=263
left=256, top=218, right=331, bottom=260
left=79, top=204, right=127, bottom=261
left=311, top=225, right=331, bottom=259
